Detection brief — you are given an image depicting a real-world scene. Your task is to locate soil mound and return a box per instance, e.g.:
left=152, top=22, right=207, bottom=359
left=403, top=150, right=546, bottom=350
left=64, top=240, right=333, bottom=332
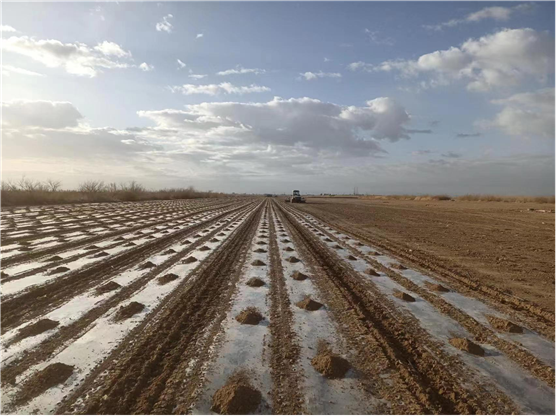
left=424, top=281, right=450, bottom=293
left=114, top=302, right=145, bottom=321
left=1, top=271, right=9, bottom=278
left=246, top=277, right=265, bottom=287
left=19, top=247, right=33, bottom=252
left=139, top=261, right=156, bottom=270
left=296, top=297, right=323, bottom=311
left=47, top=255, right=63, bottom=262
left=366, top=268, right=380, bottom=276
left=355, top=242, right=364, bottom=246
left=114, top=236, right=126, bottom=241
left=281, top=239, right=291, bottom=243
left=292, top=271, right=308, bottom=281
left=211, top=371, right=262, bottom=415
left=324, top=238, right=333, bottom=242
left=19, top=241, right=32, bottom=246
left=162, top=249, right=177, bottom=255
left=256, top=241, right=266, bottom=246
left=253, top=248, right=267, bottom=253
left=93, top=251, right=110, bottom=258
left=333, top=245, right=343, bottom=250
left=487, top=315, right=523, bottom=333
left=346, top=255, right=357, bottom=261
left=183, top=256, right=198, bottom=264
left=449, top=338, right=485, bottom=356
left=393, top=290, right=415, bottom=302
left=124, top=242, right=137, bottom=247
left=283, top=246, right=294, bottom=252
left=15, top=362, right=74, bottom=406
left=286, top=256, right=301, bottom=263
left=15, top=319, right=60, bottom=343
left=199, top=246, right=211, bottom=251
left=370, top=251, right=381, bottom=256
left=210, top=238, right=220, bottom=243
left=218, top=233, right=226, bottom=236
left=96, top=281, right=122, bottom=295
left=311, top=342, right=350, bottom=379
left=235, top=307, right=264, bottom=325
left=158, top=273, right=179, bottom=285
left=181, top=240, right=192, bottom=245
left=48, top=266, right=70, bottom=275
left=391, top=263, right=407, bottom=270
left=251, top=260, right=266, bottom=266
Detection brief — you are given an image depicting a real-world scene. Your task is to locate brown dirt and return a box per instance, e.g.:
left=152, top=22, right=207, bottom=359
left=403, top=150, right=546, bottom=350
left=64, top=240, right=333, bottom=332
left=199, top=245, right=211, bottom=251
left=236, top=307, right=264, bottom=325
left=181, top=239, right=192, bottom=244
left=139, top=261, right=156, bottom=269
left=366, top=268, right=380, bottom=276
left=286, top=256, right=300, bottom=263
left=393, top=290, right=416, bottom=302
left=113, top=302, right=145, bottom=321
left=210, top=238, right=220, bottom=242
left=14, top=362, right=74, bottom=405
left=487, top=315, right=523, bottom=333
left=246, top=277, right=265, bottom=287
left=95, top=281, right=122, bottom=295
left=251, top=260, right=266, bottom=266
left=449, top=338, right=485, bottom=356
left=346, top=255, right=357, bottom=260
left=48, top=266, right=69, bottom=274
left=291, top=271, right=308, bottom=281
left=211, top=371, right=262, bottom=415
left=183, top=256, right=198, bottom=264
left=311, top=341, right=350, bottom=379
left=297, top=197, right=555, bottom=314
left=391, top=263, right=407, bottom=270
left=296, top=296, right=323, bottom=311
left=157, top=273, right=180, bottom=285
left=424, top=281, right=450, bottom=292
left=11, top=319, right=59, bottom=345
left=46, top=255, right=63, bottom=262
left=253, top=248, right=267, bottom=253
left=162, top=249, right=177, bottom=255
left=283, top=246, right=294, bottom=252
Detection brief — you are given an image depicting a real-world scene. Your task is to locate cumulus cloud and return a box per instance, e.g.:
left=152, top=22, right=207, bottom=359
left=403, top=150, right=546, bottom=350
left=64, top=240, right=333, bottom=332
left=2, top=36, right=133, bottom=77
left=299, top=71, right=342, bottom=81
left=156, top=14, right=173, bottom=33
left=350, top=28, right=554, bottom=92
left=189, top=74, right=207, bottom=79
left=2, top=100, right=83, bottom=129
left=423, top=3, right=535, bottom=31
left=2, top=65, right=44, bottom=77
left=139, top=62, right=154, bottom=72
left=217, top=66, right=266, bottom=76
left=1, top=25, right=17, bottom=32
left=480, top=88, right=555, bottom=139
left=168, top=82, right=270, bottom=95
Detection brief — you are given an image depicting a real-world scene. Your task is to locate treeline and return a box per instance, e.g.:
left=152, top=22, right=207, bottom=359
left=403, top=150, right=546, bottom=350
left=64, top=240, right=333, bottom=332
left=359, top=194, right=555, bottom=203
left=1, top=178, right=225, bottom=207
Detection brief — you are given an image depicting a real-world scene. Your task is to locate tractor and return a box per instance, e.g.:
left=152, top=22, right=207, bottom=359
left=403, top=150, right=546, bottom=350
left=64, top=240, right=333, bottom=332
left=286, top=190, right=306, bottom=203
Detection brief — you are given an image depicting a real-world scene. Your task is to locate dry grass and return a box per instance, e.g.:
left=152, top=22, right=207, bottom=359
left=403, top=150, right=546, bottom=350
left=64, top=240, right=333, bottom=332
left=359, top=194, right=555, bottom=204
left=1, top=178, right=225, bottom=207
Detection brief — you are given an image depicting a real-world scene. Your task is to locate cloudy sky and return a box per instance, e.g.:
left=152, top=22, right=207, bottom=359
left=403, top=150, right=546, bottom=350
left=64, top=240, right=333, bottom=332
left=2, top=1, right=554, bottom=195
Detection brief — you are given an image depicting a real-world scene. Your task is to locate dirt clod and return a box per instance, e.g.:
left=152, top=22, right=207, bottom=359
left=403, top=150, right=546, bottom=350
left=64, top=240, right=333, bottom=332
left=95, top=281, right=122, bottom=295
left=199, top=246, right=211, bottom=251
left=311, top=341, right=350, bottom=379
left=487, top=315, right=523, bottom=333
left=124, top=242, right=137, bottom=247
left=449, top=337, right=485, bottom=356
left=292, top=271, right=308, bottom=281
left=251, top=260, right=266, bottom=266
left=140, top=261, right=156, bottom=269
left=246, top=277, right=265, bottom=287
left=296, top=297, right=323, bottom=311
left=210, top=238, right=220, bottom=243
left=158, top=273, right=179, bottom=285
left=211, top=371, right=262, bottom=415
left=114, top=302, right=145, bottom=321
left=286, top=256, right=301, bottom=263
left=183, top=256, right=198, bottom=264
left=346, top=255, right=357, bottom=260
left=48, top=266, right=70, bottom=275
left=283, top=246, right=294, bottom=252
left=162, top=249, right=177, bottom=255
left=181, top=239, right=192, bottom=245
left=393, top=290, right=415, bottom=302
left=47, top=255, right=63, bottom=262
left=235, top=307, right=264, bottom=325
left=253, top=248, right=267, bottom=253
left=424, top=281, right=450, bottom=292
left=15, top=363, right=74, bottom=406
left=14, top=319, right=60, bottom=343
left=366, top=268, right=380, bottom=276
left=391, top=263, right=407, bottom=270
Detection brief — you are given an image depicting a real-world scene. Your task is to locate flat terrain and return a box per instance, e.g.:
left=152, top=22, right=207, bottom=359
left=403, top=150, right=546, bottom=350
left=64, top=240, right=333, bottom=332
left=1, top=198, right=554, bottom=414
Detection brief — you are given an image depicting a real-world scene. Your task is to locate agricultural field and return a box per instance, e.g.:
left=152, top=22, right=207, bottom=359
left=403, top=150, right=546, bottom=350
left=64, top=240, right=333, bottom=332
left=1, top=197, right=554, bottom=414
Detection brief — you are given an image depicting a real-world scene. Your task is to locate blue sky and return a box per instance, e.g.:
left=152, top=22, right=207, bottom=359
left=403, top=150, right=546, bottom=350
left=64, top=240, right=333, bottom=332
left=2, top=1, right=555, bottom=195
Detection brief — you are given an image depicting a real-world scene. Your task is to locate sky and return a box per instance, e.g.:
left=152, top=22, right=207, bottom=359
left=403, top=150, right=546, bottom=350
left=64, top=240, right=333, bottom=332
left=1, top=1, right=555, bottom=195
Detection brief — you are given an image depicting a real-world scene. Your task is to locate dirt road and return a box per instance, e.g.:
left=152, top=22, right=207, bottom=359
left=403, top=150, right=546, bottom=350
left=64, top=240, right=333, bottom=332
left=1, top=198, right=554, bottom=414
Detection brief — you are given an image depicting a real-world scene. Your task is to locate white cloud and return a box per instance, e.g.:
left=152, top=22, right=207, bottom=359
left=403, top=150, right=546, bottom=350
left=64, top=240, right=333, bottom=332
left=299, top=71, right=342, bottom=81
left=350, top=28, right=554, bottom=92
left=139, top=62, right=154, bottom=72
left=364, top=29, right=394, bottom=46
left=2, top=100, right=83, bottom=129
left=156, top=14, right=173, bottom=33
left=217, top=66, right=266, bottom=76
left=2, top=36, right=133, bottom=77
left=177, top=59, right=186, bottom=69
left=189, top=74, right=207, bottom=79
left=196, top=33, right=204, bottom=39
left=424, top=3, right=535, bottom=31
left=2, top=65, right=45, bottom=77
left=1, top=25, right=17, bottom=32
left=168, top=82, right=270, bottom=95
left=480, top=88, right=555, bottom=139
left=324, top=57, right=331, bottom=62
left=94, top=41, right=131, bottom=58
